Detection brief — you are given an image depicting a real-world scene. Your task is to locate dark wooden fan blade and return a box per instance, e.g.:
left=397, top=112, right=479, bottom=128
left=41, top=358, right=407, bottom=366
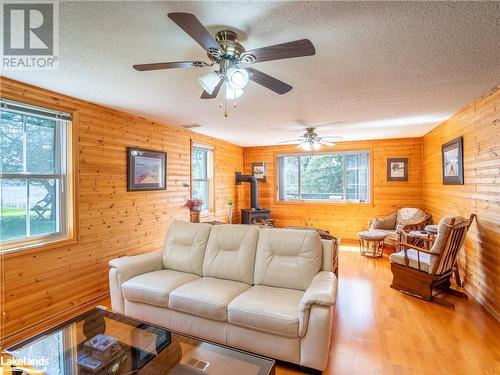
left=246, top=68, right=292, bottom=94
left=168, top=13, right=221, bottom=53
left=242, top=39, right=315, bottom=64
left=133, top=61, right=209, bottom=71
left=200, top=78, right=224, bottom=99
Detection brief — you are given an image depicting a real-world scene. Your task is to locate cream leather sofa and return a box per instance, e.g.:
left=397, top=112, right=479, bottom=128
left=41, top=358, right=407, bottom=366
left=109, top=221, right=338, bottom=372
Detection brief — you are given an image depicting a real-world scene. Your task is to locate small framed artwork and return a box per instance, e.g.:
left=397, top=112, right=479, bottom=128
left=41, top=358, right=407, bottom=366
left=387, top=158, right=408, bottom=181
left=127, top=147, right=167, bottom=191
left=252, top=162, right=266, bottom=182
left=442, top=137, right=464, bottom=185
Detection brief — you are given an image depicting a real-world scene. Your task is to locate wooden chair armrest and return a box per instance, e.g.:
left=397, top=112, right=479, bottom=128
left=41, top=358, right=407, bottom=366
left=398, top=242, right=434, bottom=254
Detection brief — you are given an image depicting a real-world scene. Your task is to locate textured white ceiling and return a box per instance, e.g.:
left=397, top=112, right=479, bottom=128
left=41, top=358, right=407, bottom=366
left=3, top=1, right=499, bottom=146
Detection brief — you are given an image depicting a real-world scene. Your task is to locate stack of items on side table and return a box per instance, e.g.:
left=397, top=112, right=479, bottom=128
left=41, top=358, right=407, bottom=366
left=78, top=334, right=126, bottom=374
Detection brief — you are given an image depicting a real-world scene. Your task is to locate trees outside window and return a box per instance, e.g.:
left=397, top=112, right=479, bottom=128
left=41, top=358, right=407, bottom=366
left=0, top=101, right=71, bottom=247
left=278, top=152, right=369, bottom=202
left=191, top=145, right=213, bottom=211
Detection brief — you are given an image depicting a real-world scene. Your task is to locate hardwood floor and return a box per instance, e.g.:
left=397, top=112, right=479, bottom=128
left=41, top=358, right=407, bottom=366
left=2, top=244, right=499, bottom=374
left=312, top=244, right=500, bottom=375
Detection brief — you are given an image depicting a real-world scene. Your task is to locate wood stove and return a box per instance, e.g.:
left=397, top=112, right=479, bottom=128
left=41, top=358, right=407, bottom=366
left=235, top=172, right=272, bottom=225
left=241, top=208, right=272, bottom=225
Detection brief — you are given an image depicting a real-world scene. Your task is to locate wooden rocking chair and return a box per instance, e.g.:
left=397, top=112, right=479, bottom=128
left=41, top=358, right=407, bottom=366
left=389, top=214, right=475, bottom=308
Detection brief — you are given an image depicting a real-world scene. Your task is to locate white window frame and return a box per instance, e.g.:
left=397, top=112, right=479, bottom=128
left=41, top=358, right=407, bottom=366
left=276, top=150, right=371, bottom=203
left=0, top=99, right=73, bottom=251
left=191, top=143, right=214, bottom=212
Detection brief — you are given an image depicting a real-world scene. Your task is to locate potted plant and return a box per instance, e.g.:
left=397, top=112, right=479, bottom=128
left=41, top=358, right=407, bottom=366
left=226, top=198, right=234, bottom=224
left=184, top=199, right=204, bottom=223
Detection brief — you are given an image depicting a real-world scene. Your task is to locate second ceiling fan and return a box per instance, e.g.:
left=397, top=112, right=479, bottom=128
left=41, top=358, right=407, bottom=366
left=133, top=12, right=316, bottom=115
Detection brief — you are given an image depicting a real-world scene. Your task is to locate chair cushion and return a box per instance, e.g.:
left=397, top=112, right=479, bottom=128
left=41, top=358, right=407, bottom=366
left=396, top=208, right=427, bottom=226
left=202, top=224, right=259, bottom=284
left=168, top=277, right=250, bottom=321
left=254, top=228, right=322, bottom=291
left=430, top=216, right=467, bottom=254
left=228, top=285, right=304, bottom=338
left=371, top=212, right=397, bottom=230
left=121, top=270, right=199, bottom=307
left=359, top=230, right=387, bottom=241
left=390, top=249, right=437, bottom=273
left=162, top=221, right=212, bottom=276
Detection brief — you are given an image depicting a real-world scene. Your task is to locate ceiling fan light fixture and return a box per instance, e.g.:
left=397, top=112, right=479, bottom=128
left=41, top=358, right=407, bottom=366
left=226, top=68, right=249, bottom=89
left=299, top=142, right=311, bottom=151
left=225, top=83, right=244, bottom=99
left=313, top=142, right=321, bottom=150
left=198, top=71, right=221, bottom=95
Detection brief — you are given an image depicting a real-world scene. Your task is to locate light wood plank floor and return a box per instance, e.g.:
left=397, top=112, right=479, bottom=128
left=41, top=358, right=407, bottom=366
left=279, top=244, right=500, bottom=375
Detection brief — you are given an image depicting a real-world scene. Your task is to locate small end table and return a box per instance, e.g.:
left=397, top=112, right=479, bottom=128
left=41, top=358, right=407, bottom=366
left=358, top=230, right=386, bottom=258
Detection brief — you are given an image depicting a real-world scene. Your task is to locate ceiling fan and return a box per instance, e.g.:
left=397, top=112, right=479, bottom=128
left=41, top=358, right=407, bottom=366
left=278, top=127, right=343, bottom=150
left=133, top=12, right=316, bottom=116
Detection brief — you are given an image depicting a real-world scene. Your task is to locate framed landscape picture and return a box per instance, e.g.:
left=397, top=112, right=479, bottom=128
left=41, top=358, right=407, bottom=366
left=387, top=158, right=408, bottom=181
left=442, top=137, right=464, bottom=185
left=127, top=147, right=167, bottom=191
left=252, top=162, right=267, bottom=182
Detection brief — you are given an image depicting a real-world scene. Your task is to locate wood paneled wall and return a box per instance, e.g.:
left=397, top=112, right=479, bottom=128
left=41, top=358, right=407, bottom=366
left=0, top=77, right=245, bottom=338
left=422, top=87, right=500, bottom=320
left=242, top=138, right=424, bottom=239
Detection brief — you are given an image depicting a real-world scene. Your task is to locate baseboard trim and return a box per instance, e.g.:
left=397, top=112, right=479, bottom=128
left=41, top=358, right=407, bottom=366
left=0, top=293, right=110, bottom=349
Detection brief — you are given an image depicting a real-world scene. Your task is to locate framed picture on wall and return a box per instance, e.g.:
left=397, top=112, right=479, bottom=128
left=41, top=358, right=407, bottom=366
left=442, top=137, right=464, bottom=185
left=127, top=147, right=167, bottom=191
left=252, top=162, right=267, bottom=182
left=387, top=158, right=408, bottom=181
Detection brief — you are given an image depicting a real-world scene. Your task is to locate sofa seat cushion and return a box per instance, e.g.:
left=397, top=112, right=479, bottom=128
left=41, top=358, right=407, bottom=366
left=390, top=249, right=437, bottom=273
left=169, top=277, right=250, bottom=321
left=121, top=269, right=199, bottom=307
left=228, top=285, right=304, bottom=338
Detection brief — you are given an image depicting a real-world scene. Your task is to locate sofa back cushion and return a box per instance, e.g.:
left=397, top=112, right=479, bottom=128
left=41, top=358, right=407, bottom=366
left=254, top=228, right=322, bottom=291
left=202, top=224, right=260, bottom=284
left=163, top=221, right=212, bottom=276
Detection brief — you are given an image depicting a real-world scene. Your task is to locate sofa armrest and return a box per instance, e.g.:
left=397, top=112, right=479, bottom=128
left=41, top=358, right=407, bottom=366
left=109, top=251, right=163, bottom=286
left=298, top=271, right=337, bottom=337
left=321, top=239, right=339, bottom=274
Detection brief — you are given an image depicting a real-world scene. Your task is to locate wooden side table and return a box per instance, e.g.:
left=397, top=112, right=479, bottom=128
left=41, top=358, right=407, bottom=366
left=358, top=231, right=386, bottom=258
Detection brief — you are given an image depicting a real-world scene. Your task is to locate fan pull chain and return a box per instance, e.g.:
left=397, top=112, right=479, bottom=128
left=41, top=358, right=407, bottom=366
left=224, top=84, right=228, bottom=117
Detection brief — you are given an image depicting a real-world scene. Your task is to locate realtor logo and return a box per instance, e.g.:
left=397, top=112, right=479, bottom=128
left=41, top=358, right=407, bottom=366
left=2, top=1, right=59, bottom=69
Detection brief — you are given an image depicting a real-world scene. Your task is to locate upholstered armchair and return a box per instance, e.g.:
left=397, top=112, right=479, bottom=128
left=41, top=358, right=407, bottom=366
left=368, top=208, right=431, bottom=247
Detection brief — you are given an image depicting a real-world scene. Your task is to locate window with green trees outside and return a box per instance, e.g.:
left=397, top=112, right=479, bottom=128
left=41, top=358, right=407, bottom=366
left=277, top=151, right=370, bottom=202
left=0, top=100, right=71, bottom=248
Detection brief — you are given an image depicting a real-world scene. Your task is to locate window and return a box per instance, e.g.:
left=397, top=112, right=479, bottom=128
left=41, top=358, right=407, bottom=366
left=0, top=99, right=72, bottom=249
left=277, top=151, right=370, bottom=202
left=191, top=144, right=213, bottom=211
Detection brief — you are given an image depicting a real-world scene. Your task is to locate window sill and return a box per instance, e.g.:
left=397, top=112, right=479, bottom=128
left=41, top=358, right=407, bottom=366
left=1, top=236, right=79, bottom=258
left=276, top=200, right=370, bottom=205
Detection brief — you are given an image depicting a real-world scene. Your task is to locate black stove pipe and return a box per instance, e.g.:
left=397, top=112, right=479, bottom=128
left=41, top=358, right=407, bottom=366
left=235, top=172, right=260, bottom=210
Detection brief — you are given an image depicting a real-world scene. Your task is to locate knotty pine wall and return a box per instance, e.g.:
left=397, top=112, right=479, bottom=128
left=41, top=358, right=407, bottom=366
left=243, top=137, right=424, bottom=239
left=423, top=87, right=500, bottom=320
left=0, top=77, right=245, bottom=338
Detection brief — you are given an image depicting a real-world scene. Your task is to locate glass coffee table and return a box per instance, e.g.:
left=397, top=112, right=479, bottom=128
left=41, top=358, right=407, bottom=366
left=3, top=307, right=275, bottom=375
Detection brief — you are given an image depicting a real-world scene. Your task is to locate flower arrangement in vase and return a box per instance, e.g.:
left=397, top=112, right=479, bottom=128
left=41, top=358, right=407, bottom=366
left=226, top=198, right=234, bottom=224
left=184, top=199, right=204, bottom=223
